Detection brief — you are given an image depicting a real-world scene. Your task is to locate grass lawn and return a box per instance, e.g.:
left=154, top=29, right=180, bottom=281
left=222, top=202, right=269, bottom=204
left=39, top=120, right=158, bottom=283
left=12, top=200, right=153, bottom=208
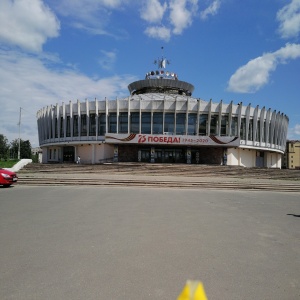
left=0, top=160, right=19, bottom=168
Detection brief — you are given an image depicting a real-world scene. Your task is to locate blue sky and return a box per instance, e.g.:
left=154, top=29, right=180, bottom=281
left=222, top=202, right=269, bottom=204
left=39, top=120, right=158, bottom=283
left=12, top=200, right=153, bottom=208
left=0, top=0, right=300, bottom=148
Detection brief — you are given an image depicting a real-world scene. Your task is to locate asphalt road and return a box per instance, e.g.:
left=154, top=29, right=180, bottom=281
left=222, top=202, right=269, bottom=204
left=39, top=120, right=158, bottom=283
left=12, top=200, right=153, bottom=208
left=0, top=186, right=299, bottom=300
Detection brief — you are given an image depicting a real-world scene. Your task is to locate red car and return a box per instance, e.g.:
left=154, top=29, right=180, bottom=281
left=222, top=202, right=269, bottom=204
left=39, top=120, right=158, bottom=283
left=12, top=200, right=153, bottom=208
left=0, top=168, right=18, bottom=187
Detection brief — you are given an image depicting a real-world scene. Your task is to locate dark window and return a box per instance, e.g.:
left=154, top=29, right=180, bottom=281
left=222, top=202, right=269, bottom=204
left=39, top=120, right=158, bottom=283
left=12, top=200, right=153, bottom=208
left=272, top=123, right=276, bottom=144
left=248, top=119, right=253, bottom=141
left=262, top=121, right=266, bottom=142
left=46, top=126, right=49, bottom=139
left=108, top=113, right=117, bottom=133
left=164, top=113, right=174, bottom=134
left=153, top=112, right=163, bottom=134
left=98, top=114, right=106, bottom=135
left=231, top=117, right=238, bottom=136
left=130, top=112, right=140, bottom=133
left=221, top=115, right=228, bottom=136
left=73, top=115, right=78, bottom=137
left=66, top=116, right=71, bottom=137
left=60, top=117, right=64, bottom=138
left=141, top=112, right=151, bottom=134
left=268, top=123, right=272, bottom=143
left=81, top=114, right=87, bottom=136
left=187, top=113, right=197, bottom=135
left=55, top=118, right=58, bottom=138
left=199, top=114, right=207, bottom=135
left=119, top=112, right=128, bottom=133
left=176, top=113, right=186, bottom=135
left=210, top=115, right=218, bottom=135
left=50, top=119, right=53, bottom=139
left=240, top=118, right=246, bottom=140
left=89, top=114, right=96, bottom=136
left=256, top=120, right=260, bottom=142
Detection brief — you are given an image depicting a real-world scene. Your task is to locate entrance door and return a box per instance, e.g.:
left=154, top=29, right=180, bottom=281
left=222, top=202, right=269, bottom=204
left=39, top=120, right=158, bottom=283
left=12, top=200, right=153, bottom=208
left=163, top=150, right=175, bottom=163
left=155, top=150, right=163, bottom=163
left=141, top=149, right=150, bottom=162
left=174, top=149, right=185, bottom=163
left=191, top=150, right=200, bottom=164
left=256, top=151, right=264, bottom=167
left=63, top=146, right=75, bottom=162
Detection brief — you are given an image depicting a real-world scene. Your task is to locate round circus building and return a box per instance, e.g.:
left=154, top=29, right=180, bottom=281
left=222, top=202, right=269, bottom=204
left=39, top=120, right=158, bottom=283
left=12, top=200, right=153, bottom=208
left=36, top=56, right=288, bottom=168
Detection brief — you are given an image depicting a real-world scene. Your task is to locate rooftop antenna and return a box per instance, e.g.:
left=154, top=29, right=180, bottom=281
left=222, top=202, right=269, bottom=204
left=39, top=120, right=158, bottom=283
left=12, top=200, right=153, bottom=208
left=145, top=47, right=177, bottom=80
left=154, top=46, right=170, bottom=69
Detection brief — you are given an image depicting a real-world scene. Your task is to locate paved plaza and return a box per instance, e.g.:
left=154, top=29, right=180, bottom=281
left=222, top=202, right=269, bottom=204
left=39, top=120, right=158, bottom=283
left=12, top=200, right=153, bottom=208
left=1, top=185, right=299, bottom=299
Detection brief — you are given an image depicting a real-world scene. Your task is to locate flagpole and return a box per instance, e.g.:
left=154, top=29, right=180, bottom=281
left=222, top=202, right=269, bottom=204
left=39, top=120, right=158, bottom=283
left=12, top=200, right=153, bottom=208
left=18, top=107, right=21, bottom=160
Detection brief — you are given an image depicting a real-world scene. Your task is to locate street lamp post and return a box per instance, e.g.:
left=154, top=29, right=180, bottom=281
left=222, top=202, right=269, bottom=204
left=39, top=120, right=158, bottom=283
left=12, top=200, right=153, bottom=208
left=18, top=107, right=21, bottom=160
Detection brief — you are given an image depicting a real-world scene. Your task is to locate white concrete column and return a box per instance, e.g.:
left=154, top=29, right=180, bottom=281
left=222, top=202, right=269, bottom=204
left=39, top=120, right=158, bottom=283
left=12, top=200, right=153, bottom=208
left=62, top=102, right=66, bottom=140
left=116, top=97, right=119, bottom=134
left=253, top=105, right=259, bottom=143
left=245, top=104, right=251, bottom=142
left=128, top=96, right=131, bottom=134
left=196, top=99, right=201, bottom=136
left=139, top=97, right=142, bottom=134
left=95, top=98, right=99, bottom=138
left=86, top=99, right=89, bottom=137
left=69, top=100, right=73, bottom=137
left=185, top=97, right=189, bottom=135
left=237, top=102, right=242, bottom=138
left=228, top=101, right=233, bottom=136
left=207, top=99, right=212, bottom=135
left=259, top=106, right=265, bottom=144
left=105, top=97, right=108, bottom=134
left=265, top=108, right=271, bottom=145
left=92, top=144, right=95, bottom=164
left=217, top=100, right=222, bottom=136
left=77, top=99, right=81, bottom=138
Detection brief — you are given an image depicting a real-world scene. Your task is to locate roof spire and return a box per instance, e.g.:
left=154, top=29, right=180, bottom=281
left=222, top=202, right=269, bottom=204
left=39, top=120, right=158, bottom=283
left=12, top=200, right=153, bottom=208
left=129, top=46, right=194, bottom=95
left=154, top=46, right=170, bottom=69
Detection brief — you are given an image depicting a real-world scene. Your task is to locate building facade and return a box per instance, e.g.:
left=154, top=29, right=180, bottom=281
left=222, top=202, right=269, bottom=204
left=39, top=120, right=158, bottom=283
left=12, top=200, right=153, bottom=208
left=283, top=140, right=300, bottom=169
left=36, top=56, right=289, bottom=168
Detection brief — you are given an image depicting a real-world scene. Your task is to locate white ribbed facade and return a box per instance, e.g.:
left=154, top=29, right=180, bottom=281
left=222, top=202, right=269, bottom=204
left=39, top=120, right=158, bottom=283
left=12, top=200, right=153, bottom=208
left=37, top=93, right=288, bottom=168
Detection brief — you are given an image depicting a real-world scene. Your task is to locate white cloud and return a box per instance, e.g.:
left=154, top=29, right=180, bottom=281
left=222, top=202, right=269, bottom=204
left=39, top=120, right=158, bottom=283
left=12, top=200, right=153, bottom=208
left=200, top=0, right=221, bottom=20
left=169, top=0, right=198, bottom=35
left=288, top=124, right=300, bottom=139
left=294, top=124, right=300, bottom=135
left=227, top=43, right=300, bottom=93
left=0, top=50, right=137, bottom=146
left=0, top=0, right=60, bottom=52
left=142, top=0, right=199, bottom=40
left=55, top=0, right=124, bottom=16
left=140, top=0, right=167, bottom=23
left=53, top=0, right=129, bottom=37
left=144, top=26, right=171, bottom=41
left=277, top=0, right=300, bottom=39
left=98, top=50, right=117, bottom=71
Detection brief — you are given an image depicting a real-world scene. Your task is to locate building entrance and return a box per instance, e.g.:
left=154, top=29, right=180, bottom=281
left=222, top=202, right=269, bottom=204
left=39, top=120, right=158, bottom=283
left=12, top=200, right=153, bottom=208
left=155, top=149, right=185, bottom=163
left=256, top=151, right=265, bottom=167
left=63, top=146, right=75, bottom=162
left=191, top=150, right=200, bottom=164
left=120, top=145, right=223, bottom=164
left=140, top=149, right=150, bottom=162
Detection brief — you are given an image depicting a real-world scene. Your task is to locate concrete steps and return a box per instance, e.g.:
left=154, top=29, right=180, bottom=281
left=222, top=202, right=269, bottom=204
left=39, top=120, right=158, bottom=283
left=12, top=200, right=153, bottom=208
left=17, top=163, right=300, bottom=192
left=17, top=177, right=300, bottom=192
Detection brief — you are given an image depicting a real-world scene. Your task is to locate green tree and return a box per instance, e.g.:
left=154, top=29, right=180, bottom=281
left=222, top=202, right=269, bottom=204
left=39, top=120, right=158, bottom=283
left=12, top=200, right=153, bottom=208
left=10, top=139, right=32, bottom=159
left=0, top=134, right=10, bottom=160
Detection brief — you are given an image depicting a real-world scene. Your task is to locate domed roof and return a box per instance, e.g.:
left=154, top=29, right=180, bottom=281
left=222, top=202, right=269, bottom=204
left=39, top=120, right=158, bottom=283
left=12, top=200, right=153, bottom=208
left=128, top=48, right=194, bottom=96
left=128, top=78, right=194, bottom=96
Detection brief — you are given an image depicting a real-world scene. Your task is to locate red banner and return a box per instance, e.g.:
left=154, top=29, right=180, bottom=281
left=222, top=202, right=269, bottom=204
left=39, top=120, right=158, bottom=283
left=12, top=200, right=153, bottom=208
left=105, top=134, right=240, bottom=146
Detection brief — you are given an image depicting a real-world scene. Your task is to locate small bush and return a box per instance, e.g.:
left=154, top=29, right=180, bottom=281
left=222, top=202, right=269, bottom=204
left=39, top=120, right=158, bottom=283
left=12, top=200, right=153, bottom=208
left=0, top=159, right=19, bottom=168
